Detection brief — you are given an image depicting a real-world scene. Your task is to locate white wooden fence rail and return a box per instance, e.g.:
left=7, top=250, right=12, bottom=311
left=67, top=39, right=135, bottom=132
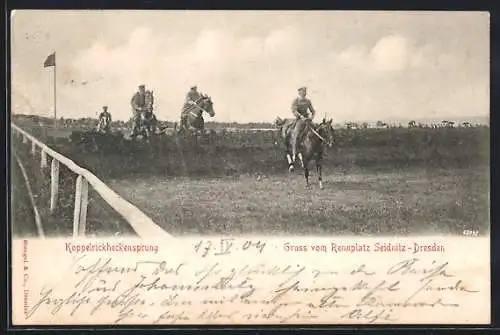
left=12, top=123, right=174, bottom=239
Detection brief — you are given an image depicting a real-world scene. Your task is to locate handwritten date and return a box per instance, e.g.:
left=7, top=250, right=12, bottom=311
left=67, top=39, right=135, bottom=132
left=193, top=239, right=266, bottom=257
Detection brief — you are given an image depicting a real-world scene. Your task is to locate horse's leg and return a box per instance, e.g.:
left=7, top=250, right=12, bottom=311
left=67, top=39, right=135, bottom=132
left=194, top=130, right=199, bottom=147
left=316, top=158, right=323, bottom=190
left=285, top=144, right=294, bottom=172
left=298, top=152, right=304, bottom=168
left=286, top=151, right=294, bottom=171
left=287, top=155, right=294, bottom=172
left=291, top=120, right=305, bottom=163
left=290, top=131, right=298, bottom=164
left=180, top=117, right=187, bottom=138
left=283, top=129, right=294, bottom=172
left=304, top=160, right=310, bottom=187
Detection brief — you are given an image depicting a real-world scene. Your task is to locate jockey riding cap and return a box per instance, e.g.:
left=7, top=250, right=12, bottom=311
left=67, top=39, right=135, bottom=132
left=139, top=84, right=145, bottom=89
left=191, top=85, right=197, bottom=90
left=298, top=86, right=307, bottom=93
left=103, top=105, right=108, bottom=110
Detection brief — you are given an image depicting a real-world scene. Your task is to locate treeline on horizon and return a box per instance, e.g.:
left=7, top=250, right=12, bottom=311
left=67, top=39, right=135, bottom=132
left=13, top=113, right=274, bottom=129
left=11, top=113, right=487, bottom=130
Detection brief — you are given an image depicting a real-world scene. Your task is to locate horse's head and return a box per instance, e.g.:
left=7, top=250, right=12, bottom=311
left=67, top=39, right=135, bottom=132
left=317, top=118, right=334, bottom=147
left=199, top=95, right=215, bottom=117
left=274, top=117, right=286, bottom=128
left=144, top=90, right=154, bottom=109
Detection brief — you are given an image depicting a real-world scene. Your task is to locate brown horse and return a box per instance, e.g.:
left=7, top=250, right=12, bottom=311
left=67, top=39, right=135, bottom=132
left=179, top=94, right=215, bottom=137
left=138, top=90, right=158, bottom=139
left=96, top=114, right=111, bottom=133
left=275, top=117, right=334, bottom=189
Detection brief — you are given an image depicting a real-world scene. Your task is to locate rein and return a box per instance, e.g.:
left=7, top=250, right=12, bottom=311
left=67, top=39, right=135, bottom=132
left=188, top=99, right=210, bottom=117
left=308, top=124, right=327, bottom=142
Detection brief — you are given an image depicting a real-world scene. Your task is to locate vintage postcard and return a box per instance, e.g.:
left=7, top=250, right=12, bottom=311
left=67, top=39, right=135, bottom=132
left=10, top=10, right=490, bottom=325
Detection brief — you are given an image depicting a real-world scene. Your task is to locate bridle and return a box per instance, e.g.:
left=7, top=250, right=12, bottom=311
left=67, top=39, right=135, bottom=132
left=308, top=122, right=332, bottom=144
left=309, top=125, right=326, bottom=142
left=188, top=97, right=211, bottom=117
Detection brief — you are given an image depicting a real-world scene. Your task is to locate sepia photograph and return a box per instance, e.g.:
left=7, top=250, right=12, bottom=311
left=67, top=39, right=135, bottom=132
left=9, top=10, right=491, bottom=326
left=11, top=10, right=489, bottom=239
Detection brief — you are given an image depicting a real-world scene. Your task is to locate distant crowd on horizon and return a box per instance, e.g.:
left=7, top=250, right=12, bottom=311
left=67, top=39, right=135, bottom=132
left=12, top=113, right=485, bottom=131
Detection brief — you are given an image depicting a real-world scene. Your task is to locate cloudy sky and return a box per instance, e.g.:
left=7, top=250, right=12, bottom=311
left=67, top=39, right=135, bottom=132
left=11, top=10, right=489, bottom=123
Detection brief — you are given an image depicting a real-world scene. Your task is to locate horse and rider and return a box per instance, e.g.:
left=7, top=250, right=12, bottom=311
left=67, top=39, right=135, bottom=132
left=178, top=85, right=215, bottom=136
left=275, top=86, right=335, bottom=189
left=130, top=84, right=158, bottom=139
left=97, top=105, right=112, bottom=133
left=96, top=83, right=331, bottom=187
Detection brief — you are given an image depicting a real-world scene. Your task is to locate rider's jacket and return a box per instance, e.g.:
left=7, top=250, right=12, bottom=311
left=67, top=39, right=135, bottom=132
left=131, top=91, right=146, bottom=112
left=291, top=97, right=316, bottom=119
left=185, top=90, right=202, bottom=105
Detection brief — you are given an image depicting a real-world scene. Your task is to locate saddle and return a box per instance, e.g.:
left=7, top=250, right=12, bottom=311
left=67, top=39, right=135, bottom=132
left=281, top=118, right=315, bottom=147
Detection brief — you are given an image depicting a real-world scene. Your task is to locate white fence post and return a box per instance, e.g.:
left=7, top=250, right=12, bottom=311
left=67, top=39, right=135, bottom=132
left=12, top=123, right=174, bottom=240
left=73, top=176, right=82, bottom=237
left=79, top=178, right=89, bottom=236
left=50, top=159, right=59, bottom=213
left=31, top=141, right=36, bottom=156
left=73, top=175, right=89, bottom=237
left=41, top=150, right=48, bottom=169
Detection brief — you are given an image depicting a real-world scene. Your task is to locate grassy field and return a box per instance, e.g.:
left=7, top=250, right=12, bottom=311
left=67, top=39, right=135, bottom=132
left=105, top=166, right=490, bottom=236
left=11, top=117, right=490, bottom=237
